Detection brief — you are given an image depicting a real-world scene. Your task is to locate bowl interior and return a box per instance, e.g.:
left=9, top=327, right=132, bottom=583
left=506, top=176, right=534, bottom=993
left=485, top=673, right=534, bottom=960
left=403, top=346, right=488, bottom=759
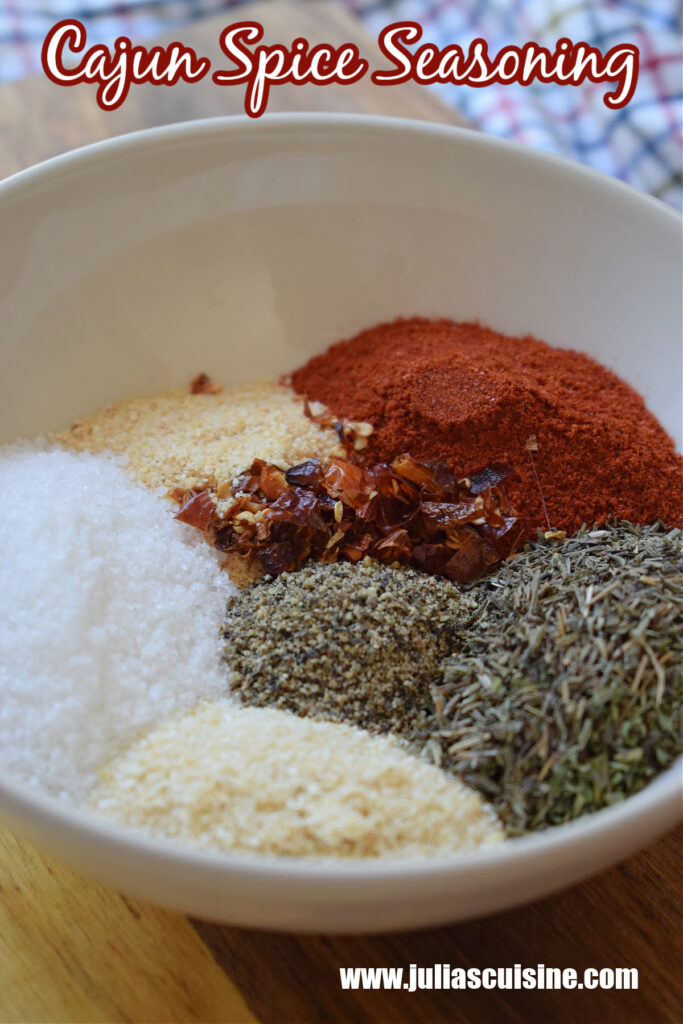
left=0, top=115, right=680, bottom=932
left=0, top=116, right=680, bottom=445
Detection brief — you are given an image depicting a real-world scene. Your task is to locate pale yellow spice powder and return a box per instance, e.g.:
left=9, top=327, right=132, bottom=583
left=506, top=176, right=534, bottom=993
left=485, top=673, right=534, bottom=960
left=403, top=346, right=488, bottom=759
left=91, top=701, right=504, bottom=859
left=53, top=380, right=342, bottom=498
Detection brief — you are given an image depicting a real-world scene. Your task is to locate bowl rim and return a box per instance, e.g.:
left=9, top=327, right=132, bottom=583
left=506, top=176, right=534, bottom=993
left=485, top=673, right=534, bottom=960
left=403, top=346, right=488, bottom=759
left=0, top=112, right=680, bottom=884
left=0, top=111, right=680, bottom=232
left=0, top=752, right=680, bottom=881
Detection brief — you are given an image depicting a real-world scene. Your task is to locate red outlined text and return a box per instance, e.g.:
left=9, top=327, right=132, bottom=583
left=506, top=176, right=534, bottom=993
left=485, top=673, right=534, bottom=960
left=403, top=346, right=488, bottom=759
left=372, top=23, right=639, bottom=108
left=41, top=19, right=210, bottom=110
left=212, top=22, right=368, bottom=117
left=40, top=19, right=640, bottom=115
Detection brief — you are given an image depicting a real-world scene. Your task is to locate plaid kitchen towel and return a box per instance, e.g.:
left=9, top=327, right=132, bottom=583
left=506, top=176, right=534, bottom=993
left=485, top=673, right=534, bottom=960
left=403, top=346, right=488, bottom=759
left=1, top=0, right=681, bottom=207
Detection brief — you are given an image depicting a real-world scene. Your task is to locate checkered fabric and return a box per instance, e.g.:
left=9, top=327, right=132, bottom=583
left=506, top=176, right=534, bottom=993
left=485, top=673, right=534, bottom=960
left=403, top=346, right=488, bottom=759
left=1, top=0, right=681, bottom=207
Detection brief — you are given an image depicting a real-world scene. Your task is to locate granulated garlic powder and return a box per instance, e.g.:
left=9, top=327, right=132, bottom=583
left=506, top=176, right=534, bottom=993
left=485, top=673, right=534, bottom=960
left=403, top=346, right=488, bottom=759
left=55, top=380, right=343, bottom=497
left=91, top=701, right=503, bottom=859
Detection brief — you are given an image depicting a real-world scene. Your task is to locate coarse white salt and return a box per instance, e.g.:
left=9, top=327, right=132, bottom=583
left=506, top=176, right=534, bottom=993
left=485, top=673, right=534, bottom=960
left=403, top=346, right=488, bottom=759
left=0, top=442, right=235, bottom=804
left=91, top=701, right=504, bottom=858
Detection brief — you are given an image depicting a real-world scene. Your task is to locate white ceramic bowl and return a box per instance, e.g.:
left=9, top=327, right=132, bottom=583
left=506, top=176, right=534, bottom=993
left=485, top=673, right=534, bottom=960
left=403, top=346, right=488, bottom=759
left=0, top=115, right=680, bottom=934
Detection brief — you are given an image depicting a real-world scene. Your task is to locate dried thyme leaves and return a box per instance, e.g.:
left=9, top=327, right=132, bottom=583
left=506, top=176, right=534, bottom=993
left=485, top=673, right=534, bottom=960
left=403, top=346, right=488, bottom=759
left=224, top=559, right=473, bottom=743
left=432, top=522, right=683, bottom=835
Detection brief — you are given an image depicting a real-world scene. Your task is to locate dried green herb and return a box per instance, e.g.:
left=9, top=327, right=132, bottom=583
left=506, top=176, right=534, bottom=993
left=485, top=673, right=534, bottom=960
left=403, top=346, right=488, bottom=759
left=432, top=522, right=683, bottom=835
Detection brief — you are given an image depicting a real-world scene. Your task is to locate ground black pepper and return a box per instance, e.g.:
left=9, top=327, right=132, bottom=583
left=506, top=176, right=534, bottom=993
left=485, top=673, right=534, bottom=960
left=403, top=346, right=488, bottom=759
left=223, top=559, right=472, bottom=743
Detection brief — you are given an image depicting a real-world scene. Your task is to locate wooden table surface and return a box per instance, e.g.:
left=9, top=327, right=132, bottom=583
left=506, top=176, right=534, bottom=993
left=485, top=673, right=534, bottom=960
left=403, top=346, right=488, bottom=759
left=0, top=3, right=681, bottom=1022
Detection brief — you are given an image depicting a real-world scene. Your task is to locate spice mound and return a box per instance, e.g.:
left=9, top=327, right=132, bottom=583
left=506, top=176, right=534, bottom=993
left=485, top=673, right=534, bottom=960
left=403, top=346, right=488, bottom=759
left=91, top=701, right=503, bottom=858
left=433, top=522, right=683, bottom=834
left=54, top=379, right=343, bottom=498
left=0, top=443, right=233, bottom=804
left=290, top=318, right=683, bottom=538
left=177, top=453, right=518, bottom=583
left=224, top=560, right=471, bottom=743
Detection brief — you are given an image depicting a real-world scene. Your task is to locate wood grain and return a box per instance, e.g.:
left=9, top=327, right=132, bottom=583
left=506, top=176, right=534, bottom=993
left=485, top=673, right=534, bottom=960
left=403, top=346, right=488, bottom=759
left=0, top=3, right=680, bottom=1023
left=0, top=0, right=466, bottom=180
left=0, top=830, right=254, bottom=1024
left=194, top=825, right=683, bottom=1024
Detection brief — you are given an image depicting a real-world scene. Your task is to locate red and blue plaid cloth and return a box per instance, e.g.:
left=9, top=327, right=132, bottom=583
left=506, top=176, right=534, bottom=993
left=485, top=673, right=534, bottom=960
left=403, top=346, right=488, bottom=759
left=1, top=0, right=681, bottom=207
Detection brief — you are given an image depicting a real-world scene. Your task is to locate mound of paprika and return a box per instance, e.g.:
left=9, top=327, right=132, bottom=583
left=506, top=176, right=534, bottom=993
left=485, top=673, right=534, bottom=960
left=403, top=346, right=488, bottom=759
left=291, top=318, right=683, bottom=538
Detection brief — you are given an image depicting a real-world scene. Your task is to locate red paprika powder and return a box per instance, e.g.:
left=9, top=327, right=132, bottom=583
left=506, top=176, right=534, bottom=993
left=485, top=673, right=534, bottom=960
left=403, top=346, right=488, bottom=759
left=291, top=319, right=683, bottom=539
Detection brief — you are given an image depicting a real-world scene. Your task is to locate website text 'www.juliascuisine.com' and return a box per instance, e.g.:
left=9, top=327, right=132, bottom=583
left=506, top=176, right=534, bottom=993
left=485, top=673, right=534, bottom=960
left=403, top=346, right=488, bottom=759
left=339, top=964, right=638, bottom=992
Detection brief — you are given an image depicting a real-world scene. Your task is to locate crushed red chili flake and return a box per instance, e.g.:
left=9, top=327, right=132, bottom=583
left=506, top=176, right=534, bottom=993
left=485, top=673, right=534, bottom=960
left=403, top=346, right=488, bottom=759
left=300, top=399, right=374, bottom=454
left=174, top=490, right=215, bottom=530
left=284, top=459, right=323, bottom=489
left=468, top=463, right=516, bottom=495
left=189, top=373, right=223, bottom=395
left=172, top=453, right=520, bottom=583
